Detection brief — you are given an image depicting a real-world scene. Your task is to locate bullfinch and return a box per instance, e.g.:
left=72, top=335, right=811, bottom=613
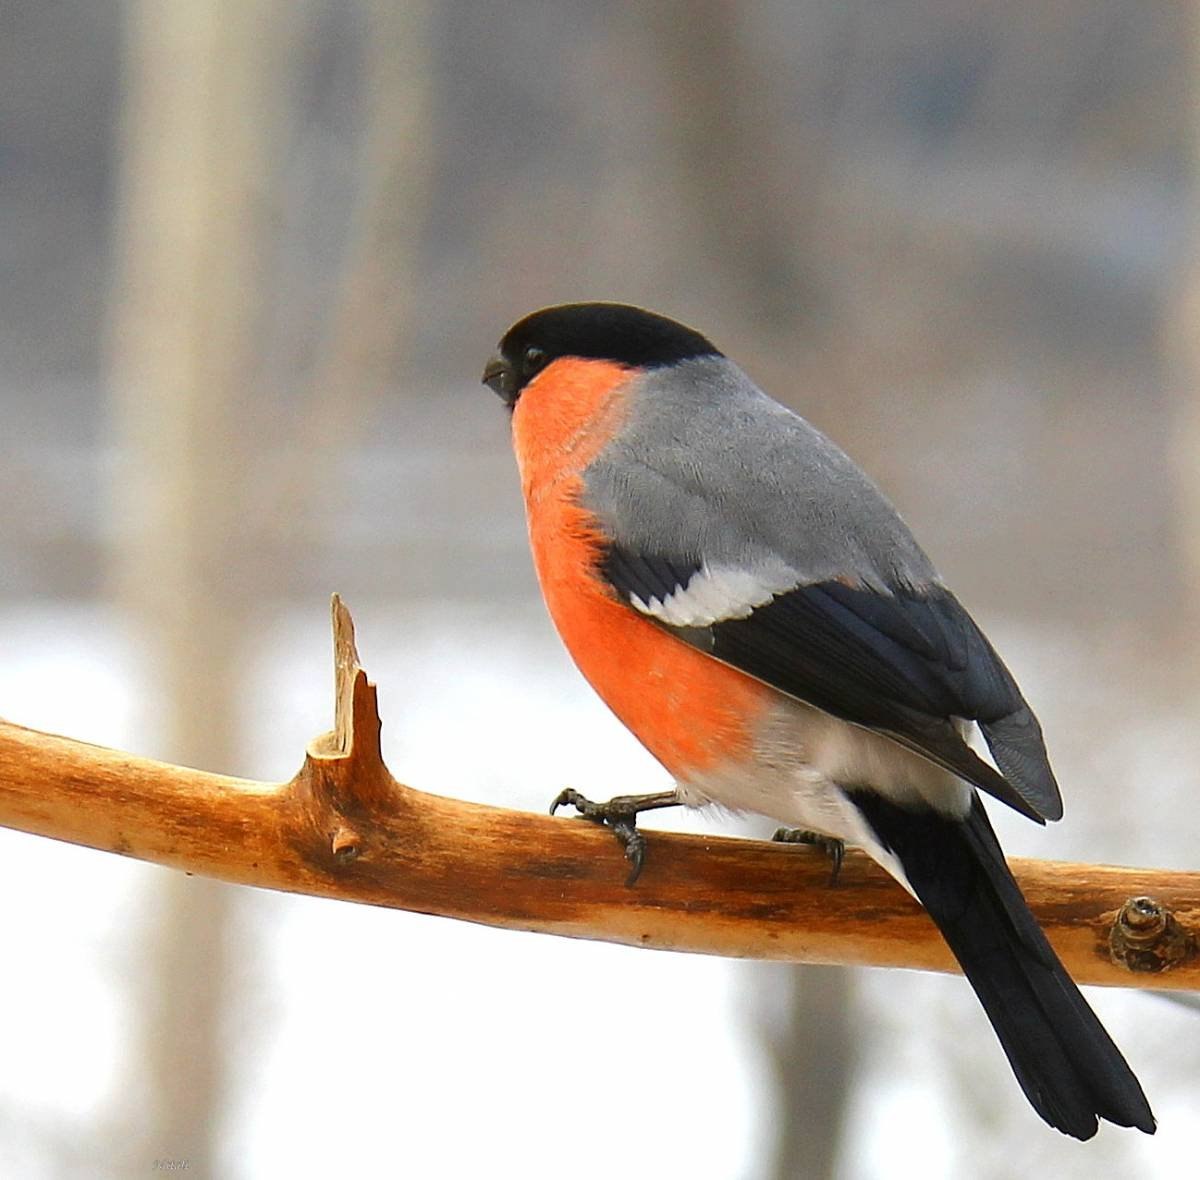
left=481, top=301, right=1154, bottom=1140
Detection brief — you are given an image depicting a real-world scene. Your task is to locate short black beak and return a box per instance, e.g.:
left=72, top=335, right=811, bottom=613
left=482, top=352, right=515, bottom=405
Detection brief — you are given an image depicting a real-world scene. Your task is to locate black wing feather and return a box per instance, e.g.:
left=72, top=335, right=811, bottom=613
left=600, top=544, right=1062, bottom=822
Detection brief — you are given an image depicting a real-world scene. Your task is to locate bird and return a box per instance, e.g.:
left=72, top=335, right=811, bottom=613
left=481, top=301, right=1155, bottom=1140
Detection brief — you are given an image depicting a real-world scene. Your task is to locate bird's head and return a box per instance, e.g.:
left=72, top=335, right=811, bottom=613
left=482, top=302, right=720, bottom=409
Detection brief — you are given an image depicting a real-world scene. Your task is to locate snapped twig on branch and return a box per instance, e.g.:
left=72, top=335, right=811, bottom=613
left=0, top=596, right=1196, bottom=989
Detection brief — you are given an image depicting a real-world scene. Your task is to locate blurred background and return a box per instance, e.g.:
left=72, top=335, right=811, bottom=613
left=2, top=1, right=1198, bottom=1176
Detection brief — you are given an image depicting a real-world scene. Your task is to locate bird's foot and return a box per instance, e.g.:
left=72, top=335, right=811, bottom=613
left=549, top=788, right=680, bottom=886
left=773, top=827, right=846, bottom=886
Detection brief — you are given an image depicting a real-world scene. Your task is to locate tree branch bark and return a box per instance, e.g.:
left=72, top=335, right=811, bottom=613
left=0, top=597, right=1195, bottom=989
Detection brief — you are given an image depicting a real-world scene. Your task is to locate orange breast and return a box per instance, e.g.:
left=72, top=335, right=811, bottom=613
left=512, top=358, right=772, bottom=778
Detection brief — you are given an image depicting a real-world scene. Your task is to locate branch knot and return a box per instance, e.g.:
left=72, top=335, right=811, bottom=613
left=1109, top=896, right=1196, bottom=974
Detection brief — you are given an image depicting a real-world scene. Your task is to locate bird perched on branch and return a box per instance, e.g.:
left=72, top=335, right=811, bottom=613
left=482, top=301, right=1154, bottom=1140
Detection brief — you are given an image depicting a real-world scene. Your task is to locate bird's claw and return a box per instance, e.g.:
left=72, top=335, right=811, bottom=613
left=549, top=789, right=665, bottom=886
left=773, top=827, right=846, bottom=886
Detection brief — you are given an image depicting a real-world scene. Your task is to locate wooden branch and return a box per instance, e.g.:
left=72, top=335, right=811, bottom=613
left=0, top=596, right=1196, bottom=989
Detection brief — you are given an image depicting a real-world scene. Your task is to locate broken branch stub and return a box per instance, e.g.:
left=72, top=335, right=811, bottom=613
left=288, top=594, right=406, bottom=871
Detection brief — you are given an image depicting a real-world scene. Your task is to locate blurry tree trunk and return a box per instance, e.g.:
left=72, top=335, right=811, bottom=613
left=757, top=965, right=855, bottom=1180
left=108, top=1, right=294, bottom=1175
left=635, top=1, right=846, bottom=339
left=259, top=0, right=432, bottom=546
left=748, top=847, right=853, bottom=1180
left=1170, top=5, right=1200, bottom=644
left=639, top=1, right=794, bottom=330
left=1171, top=295, right=1200, bottom=639
left=108, top=1, right=431, bottom=1172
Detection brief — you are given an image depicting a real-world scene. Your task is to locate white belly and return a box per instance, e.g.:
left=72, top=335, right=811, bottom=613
left=674, top=696, right=973, bottom=890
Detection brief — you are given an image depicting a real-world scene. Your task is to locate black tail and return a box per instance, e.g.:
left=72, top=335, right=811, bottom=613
left=850, top=791, right=1155, bottom=1139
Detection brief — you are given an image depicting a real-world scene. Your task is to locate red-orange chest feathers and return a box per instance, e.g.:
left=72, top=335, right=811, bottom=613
left=510, top=359, right=770, bottom=778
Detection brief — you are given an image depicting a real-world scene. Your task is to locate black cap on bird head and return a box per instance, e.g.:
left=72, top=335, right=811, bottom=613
left=481, top=302, right=721, bottom=407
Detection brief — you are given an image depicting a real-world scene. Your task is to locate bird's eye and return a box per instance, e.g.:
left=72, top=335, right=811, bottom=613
left=524, top=346, right=548, bottom=374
